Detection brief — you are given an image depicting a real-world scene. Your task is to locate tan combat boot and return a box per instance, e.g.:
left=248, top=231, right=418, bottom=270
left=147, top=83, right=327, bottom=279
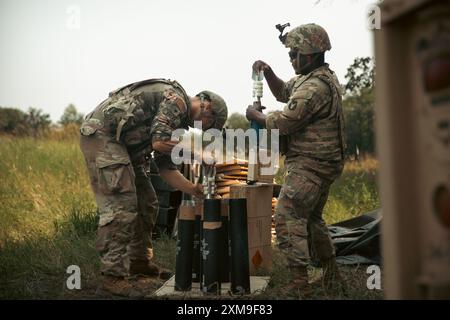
left=96, top=275, right=147, bottom=299
left=129, top=259, right=173, bottom=280
left=322, top=256, right=343, bottom=289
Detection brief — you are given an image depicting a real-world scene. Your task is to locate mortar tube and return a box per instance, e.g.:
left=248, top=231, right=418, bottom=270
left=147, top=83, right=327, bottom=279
left=202, top=198, right=222, bottom=295
left=192, top=199, right=202, bottom=283
left=174, top=199, right=195, bottom=291
left=219, top=199, right=230, bottom=283
left=229, top=198, right=251, bottom=294
left=194, top=165, right=204, bottom=285
left=199, top=215, right=204, bottom=291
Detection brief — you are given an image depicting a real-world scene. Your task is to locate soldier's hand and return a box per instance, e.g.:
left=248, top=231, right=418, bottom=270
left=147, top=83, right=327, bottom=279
left=252, top=101, right=266, bottom=112
left=252, top=60, right=271, bottom=73
left=246, top=104, right=265, bottom=122
left=191, top=183, right=204, bottom=199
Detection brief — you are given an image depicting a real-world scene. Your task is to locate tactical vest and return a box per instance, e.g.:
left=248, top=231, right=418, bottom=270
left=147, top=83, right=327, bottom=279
left=284, top=68, right=346, bottom=163
left=81, top=78, right=191, bottom=157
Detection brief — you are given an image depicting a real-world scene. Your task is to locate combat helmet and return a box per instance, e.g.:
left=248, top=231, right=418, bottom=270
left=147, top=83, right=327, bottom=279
left=284, top=23, right=331, bottom=55
left=197, top=90, right=228, bottom=130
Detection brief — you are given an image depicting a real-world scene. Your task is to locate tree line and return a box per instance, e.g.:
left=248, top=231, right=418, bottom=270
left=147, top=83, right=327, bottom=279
left=0, top=104, right=84, bottom=137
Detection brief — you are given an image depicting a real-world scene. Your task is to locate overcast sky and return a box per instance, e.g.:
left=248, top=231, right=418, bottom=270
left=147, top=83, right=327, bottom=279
left=0, top=0, right=375, bottom=121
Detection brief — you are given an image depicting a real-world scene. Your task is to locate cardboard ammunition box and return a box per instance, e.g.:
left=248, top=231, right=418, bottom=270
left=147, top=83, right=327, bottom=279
left=247, top=162, right=275, bottom=184
left=230, top=184, right=273, bottom=274
left=248, top=245, right=273, bottom=274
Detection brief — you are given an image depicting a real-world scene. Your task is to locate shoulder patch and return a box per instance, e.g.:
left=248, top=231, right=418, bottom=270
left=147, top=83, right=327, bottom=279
left=163, top=90, right=187, bottom=113
left=287, top=99, right=298, bottom=111
left=283, top=85, right=316, bottom=118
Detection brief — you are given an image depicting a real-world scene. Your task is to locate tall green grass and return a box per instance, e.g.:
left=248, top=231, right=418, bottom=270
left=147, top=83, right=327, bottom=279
left=0, top=136, right=95, bottom=238
left=325, top=157, right=380, bottom=224
left=0, top=135, right=98, bottom=298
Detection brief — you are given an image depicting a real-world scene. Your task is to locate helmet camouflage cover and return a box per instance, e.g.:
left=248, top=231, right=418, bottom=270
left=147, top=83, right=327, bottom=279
left=198, top=90, right=228, bottom=130
left=284, top=23, right=331, bottom=55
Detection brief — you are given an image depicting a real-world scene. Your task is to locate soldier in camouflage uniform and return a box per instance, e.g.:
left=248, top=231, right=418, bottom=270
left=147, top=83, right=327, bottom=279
left=79, top=78, right=227, bottom=297
left=246, top=24, right=346, bottom=289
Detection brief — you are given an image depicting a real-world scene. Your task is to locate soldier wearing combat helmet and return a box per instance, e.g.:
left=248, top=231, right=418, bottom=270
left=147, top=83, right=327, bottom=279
left=246, top=23, right=346, bottom=290
left=80, top=78, right=227, bottom=297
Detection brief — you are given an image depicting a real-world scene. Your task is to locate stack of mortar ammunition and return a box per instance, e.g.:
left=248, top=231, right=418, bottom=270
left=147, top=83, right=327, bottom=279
left=215, top=159, right=248, bottom=199
left=174, top=162, right=251, bottom=295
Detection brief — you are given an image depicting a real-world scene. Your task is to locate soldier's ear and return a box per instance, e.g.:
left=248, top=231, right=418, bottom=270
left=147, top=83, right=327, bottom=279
left=206, top=100, right=214, bottom=112
left=199, top=101, right=211, bottom=114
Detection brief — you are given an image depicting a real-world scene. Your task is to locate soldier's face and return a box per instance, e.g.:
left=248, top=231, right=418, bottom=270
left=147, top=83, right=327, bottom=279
left=291, top=52, right=313, bottom=75
left=200, top=105, right=215, bottom=130
left=289, top=49, right=301, bottom=74
left=191, top=97, right=214, bottom=129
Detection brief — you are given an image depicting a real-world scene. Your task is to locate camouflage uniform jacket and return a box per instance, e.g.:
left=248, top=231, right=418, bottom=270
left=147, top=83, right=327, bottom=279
left=80, top=79, right=192, bottom=170
left=266, top=65, right=346, bottom=184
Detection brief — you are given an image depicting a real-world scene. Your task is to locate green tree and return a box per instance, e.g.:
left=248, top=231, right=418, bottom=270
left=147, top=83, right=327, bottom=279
left=225, top=112, right=250, bottom=130
left=343, top=57, right=376, bottom=158
left=25, top=107, right=51, bottom=136
left=59, top=104, right=84, bottom=126
left=344, top=56, right=375, bottom=95
left=343, top=88, right=375, bottom=157
left=0, top=107, right=28, bottom=135
left=0, top=107, right=51, bottom=136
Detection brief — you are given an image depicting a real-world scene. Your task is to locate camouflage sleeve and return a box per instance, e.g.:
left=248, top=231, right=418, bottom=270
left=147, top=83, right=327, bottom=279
left=153, top=152, right=178, bottom=171
left=276, top=76, right=298, bottom=103
left=150, top=89, right=188, bottom=144
left=150, top=89, right=188, bottom=171
left=266, top=78, right=331, bottom=135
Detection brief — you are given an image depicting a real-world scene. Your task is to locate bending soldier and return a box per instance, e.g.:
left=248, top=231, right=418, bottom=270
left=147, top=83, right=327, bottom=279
left=80, top=78, right=227, bottom=297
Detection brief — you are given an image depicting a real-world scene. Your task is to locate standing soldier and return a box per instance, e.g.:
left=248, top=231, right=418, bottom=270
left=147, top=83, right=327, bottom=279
left=246, top=24, right=346, bottom=290
left=80, top=78, right=227, bottom=297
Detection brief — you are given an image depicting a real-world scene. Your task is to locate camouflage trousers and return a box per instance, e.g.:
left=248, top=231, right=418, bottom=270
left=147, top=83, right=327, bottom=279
left=80, top=132, right=159, bottom=277
left=275, top=171, right=335, bottom=268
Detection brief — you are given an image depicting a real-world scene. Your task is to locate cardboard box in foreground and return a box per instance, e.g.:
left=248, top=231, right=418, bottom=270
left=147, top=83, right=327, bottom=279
left=230, top=184, right=273, bottom=274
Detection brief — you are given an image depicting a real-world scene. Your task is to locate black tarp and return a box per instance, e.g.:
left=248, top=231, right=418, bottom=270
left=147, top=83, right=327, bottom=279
left=328, top=209, right=382, bottom=265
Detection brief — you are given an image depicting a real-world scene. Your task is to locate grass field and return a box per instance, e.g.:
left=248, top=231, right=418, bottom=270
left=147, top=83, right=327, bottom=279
left=0, top=135, right=382, bottom=299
